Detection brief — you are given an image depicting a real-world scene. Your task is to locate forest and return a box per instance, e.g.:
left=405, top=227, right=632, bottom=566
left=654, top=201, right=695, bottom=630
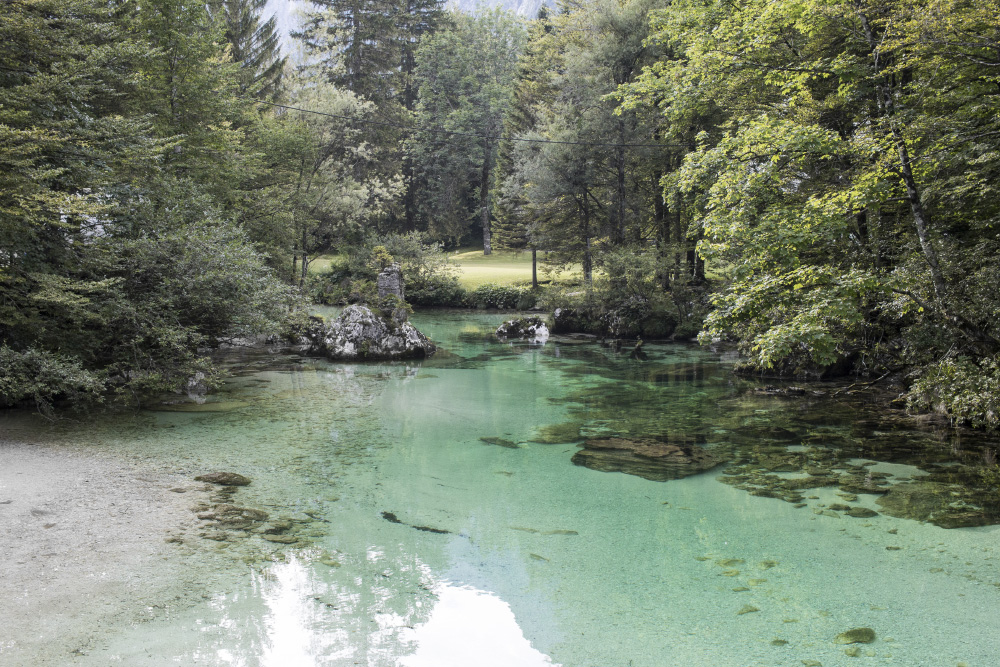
left=2, top=0, right=999, bottom=429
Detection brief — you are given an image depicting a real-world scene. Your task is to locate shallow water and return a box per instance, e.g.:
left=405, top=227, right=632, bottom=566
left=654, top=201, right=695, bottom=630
left=4, top=310, right=1000, bottom=666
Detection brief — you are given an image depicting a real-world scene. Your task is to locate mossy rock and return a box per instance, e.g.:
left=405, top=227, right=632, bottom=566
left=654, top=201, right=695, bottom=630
left=572, top=437, right=724, bottom=482
left=199, top=504, right=269, bottom=530
left=846, top=507, right=879, bottom=518
left=260, top=519, right=293, bottom=535
left=834, top=627, right=876, bottom=644
left=876, top=482, right=990, bottom=528
left=195, top=472, right=252, bottom=486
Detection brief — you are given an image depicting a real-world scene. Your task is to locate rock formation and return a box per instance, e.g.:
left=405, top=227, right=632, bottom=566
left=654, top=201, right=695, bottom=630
left=496, top=316, right=549, bottom=343
left=312, top=304, right=435, bottom=361
left=377, top=263, right=405, bottom=300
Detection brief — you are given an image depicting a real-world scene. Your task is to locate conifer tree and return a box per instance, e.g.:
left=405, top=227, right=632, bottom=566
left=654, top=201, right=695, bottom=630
left=214, top=0, right=287, bottom=99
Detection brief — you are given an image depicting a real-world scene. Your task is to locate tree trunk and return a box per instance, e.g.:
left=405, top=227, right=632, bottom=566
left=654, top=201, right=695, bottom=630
left=300, top=227, right=308, bottom=286
left=481, top=137, right=492, bottom=255
left=673, top=208, right=683, bottom=282
left=858, top=11, right=948, bottom=302
left=531, top=248, right=538, bottom=289
left=615, top=119, right=627, bottom=245
left=893, top=134, right=948, bottom=301
left=403, top=157, right=417, bottom=232
left=583, top=197, right=593, bottom=284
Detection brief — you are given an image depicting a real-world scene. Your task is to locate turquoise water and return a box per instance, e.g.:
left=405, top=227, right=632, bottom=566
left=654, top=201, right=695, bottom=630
left=4, top=310, right=1000, bottom=666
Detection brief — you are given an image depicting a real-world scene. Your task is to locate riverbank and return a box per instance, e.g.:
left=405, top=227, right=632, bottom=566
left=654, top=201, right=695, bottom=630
left=0, top=439, right=214, bottom=665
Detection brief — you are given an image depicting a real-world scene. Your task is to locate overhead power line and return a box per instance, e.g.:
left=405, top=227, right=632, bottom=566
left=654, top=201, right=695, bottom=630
left=239, top=96, right=687, bottom=150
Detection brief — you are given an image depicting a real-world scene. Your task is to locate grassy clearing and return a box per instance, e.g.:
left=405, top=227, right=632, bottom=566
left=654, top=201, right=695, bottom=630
left=307, top=255, right=343, bottom=275
left=306, top=248, right=583, bottom=290
left=447, top=249, right=534, bottom=288
left=447, top=248, right=583, bottom=288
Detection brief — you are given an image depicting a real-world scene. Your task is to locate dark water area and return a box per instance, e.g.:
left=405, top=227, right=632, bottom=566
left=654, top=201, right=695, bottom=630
left=3, top=309, right=1000, bottom=666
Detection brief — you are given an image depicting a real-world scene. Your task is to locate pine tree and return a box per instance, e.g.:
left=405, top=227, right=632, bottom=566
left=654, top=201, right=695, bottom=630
left=215, top=0, right=287, bottom=99
left=297, top=0, right=447, bottom=232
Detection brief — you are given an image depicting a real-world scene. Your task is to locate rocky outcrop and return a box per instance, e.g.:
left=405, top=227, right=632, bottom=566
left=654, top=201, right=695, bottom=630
left=377, top=263, right=405, bottom=300
left=312, top=304, right=435, bottom=361
left=571, top=437, right=722, bottom=482
left=496, top=316, right=549, bottom=343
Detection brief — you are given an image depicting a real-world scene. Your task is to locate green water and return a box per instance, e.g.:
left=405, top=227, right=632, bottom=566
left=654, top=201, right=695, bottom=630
left=4, top=310, right=1000, bottom=666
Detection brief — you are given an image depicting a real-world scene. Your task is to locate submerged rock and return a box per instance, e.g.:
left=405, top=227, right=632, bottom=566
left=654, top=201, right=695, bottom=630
left=834, top=628, right=876, bottom=644
left=846, top=507, right=879, bottom=518
left=199, top=504, right=268, bottom=525
left=480, top=436, right=520, bottom=449
left=496, top=316, right=549, bottom=343
left=195, top=472, right=251, bottom=486
left=531, top=422, right=582, bottom=444
left=876, top=481, right=990, bottom=528
left=571, top=437, right=723, bottom=482
left=311, top=304, right=435, bottom=361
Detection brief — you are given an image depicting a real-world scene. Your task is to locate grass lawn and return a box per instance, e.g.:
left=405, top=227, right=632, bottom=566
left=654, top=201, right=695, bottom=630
left=447, top=248, right=535, bottom=288
left=448, top=248, right=584, bottom=289
left=307, top=248, right=583, bottom=290
left=307, top=254, right=343, bottom=275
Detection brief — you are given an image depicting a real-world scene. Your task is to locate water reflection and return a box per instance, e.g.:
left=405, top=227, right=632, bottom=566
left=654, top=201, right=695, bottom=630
left=400, top=584, right=557, bottom=667
left=258, top=556, right=324, bottom=667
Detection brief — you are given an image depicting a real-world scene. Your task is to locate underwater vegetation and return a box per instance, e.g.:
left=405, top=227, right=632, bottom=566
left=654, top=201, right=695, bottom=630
left=529, top=344, right=1000, bottom=529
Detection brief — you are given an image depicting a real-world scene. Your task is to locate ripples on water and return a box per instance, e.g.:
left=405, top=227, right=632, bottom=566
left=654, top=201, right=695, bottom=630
left=5, top=309, right=1000, bottom=666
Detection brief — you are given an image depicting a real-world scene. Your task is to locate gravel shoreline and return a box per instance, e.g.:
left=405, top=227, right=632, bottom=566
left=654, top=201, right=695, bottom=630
left=0, top=439, right=211, bottom=666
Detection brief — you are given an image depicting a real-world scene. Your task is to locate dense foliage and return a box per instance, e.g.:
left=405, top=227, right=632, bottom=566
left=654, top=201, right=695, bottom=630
left=4, top=0, right=999, bottom=428
left=617, top=0, right=1000, bottom=425
left=0, top=0, right=296, bottom=410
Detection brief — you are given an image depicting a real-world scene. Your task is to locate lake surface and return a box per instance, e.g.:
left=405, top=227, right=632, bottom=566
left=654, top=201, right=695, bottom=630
left=4, top=309, right=1000, bottom=666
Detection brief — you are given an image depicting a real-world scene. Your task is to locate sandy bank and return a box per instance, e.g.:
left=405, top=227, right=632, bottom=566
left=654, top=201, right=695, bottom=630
left=0, top=439, right=212, bottom=666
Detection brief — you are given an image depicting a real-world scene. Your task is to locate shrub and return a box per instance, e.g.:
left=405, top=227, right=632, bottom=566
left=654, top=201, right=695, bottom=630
left=309, top=233, right=468, bottom=307
left=0, top=346, right=105, bottom=414
left=908, top=355, right=1000, bottom=428
left=407, top=274, right=469, bottom=307
left=471, top=283, right=533, bottom=310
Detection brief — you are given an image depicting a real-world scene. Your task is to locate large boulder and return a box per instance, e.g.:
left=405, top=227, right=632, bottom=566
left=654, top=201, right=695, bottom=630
left=496, top=316, right=549, bottom=343
left=571, top=437, right=722, bottom=482
left=312, top=304, right=435, bottom=361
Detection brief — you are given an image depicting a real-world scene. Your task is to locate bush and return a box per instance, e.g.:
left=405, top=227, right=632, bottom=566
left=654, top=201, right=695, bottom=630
left=537, top=253, right=699, bottom=339
left=471, top=283, right=534, bottom=310
left=407, top=274, right=469, bottom=307
left=0, top=346, right=105, bottom=414
left=908, top=355, right=1000, bottom=428
left=308, top=233, right=469, bottom=307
